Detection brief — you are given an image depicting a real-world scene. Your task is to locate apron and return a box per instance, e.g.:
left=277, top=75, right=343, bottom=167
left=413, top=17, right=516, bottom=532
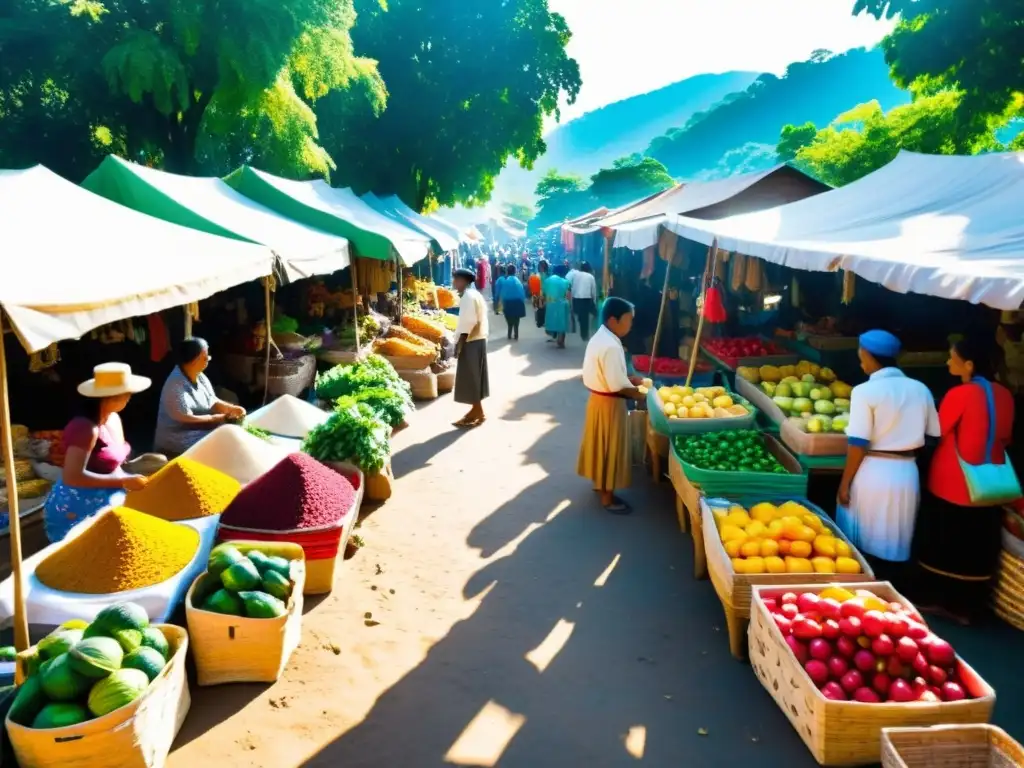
left=837, top=452, right=919, bottom=562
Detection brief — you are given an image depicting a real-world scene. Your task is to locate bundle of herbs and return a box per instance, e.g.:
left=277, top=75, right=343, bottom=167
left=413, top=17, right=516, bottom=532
left=351, top=387, right=413, bottom=429
left=302, top=399, right=390, bottom=473
left=314, top=354, right=410, bottom=402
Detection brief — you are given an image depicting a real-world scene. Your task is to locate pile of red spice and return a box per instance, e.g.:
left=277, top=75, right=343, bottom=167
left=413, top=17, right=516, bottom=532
left=219, top=453, right=355, bottom=530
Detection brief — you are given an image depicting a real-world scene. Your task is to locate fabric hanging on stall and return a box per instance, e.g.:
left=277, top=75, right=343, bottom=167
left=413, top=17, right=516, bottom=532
left=28, top=343, right=60, bottom=372
left=703, top=278, right=728, bottom=324
left=147, top=313, right=171, bottom=362
left=356, top=257, right=394, bottom=295
left=729, top=252, right=747, bottom=293
left=640, top=246, right=656, bottom=280
left=791, top=276, right=802, bottom=309
left=744, top=256, right=763, bottom=292
left=841, top=270, right=856, bottom=304
left=657, top=227, right=680, bottom=265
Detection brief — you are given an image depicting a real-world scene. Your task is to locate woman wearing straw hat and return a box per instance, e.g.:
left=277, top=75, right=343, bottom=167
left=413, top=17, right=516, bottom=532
left=43, top=363, right=163, bottom=542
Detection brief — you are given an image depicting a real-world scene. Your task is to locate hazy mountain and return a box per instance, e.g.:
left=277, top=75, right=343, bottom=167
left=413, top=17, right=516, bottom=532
left=491, top=70, right=760, bottom=204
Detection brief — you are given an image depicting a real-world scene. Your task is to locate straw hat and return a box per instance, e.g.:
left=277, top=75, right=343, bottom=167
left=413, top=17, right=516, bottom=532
left=77, top=363, right=151, bottom=398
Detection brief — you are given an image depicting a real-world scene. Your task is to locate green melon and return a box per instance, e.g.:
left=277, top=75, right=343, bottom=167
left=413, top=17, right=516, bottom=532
left=40, top=654, right=90, bottom=702
left=261, top=571, right=291, bottom=601
left=31, top=702, right=91, bottom=729
left=139, top=627, right=170, bottom=660
left=221, top=559, right=261, bottom=592
left=202, top=589, right=244, bottom=616
left=246, top=550, right=270, bottom=573
left=8, top=675, right=46, bottom=726
left=87, top=669, right=149, bottom=718
left=261, top=556, right=291, bottom=578
left=207, top=544, right=246, bottom=578
left=38, top=629, right=83, bottom=661
left=58, top=619, right=90, bottom=631
left=191, top=571, right=224, bottom=606
left=238, top=591, right=287, bottom=619
left=91, top=602, right=149, bottom=634
left=122, top=647, right=166, bottom=682
left=68, top=637, right=123, bottom=679
left=111, top=629, right=144, bottom=654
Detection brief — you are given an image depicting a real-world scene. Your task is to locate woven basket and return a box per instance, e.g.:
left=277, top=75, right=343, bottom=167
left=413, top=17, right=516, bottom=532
left=992, top=549, right=1024, bottom=631
left=881, top=725, right=1024, bottom=768
left=398, top=368, right=438, bottom=400
left=263, top=354, right=317, bottom=398
left=185, top=541, right=305, bottom=685
left=7, top=625, right=190, bottom=768
left=749, top=582, right=996, bottom=766
left=382, top=353, right=436, bottom=372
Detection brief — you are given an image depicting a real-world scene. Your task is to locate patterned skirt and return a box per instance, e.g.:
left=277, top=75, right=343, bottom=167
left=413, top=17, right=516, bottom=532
left=43, top=479, right=126, bottom=543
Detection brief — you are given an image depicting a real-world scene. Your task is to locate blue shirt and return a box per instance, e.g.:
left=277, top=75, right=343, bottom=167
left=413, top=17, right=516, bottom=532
left=493, top=276, right=506, bottom=298
left=499, top=276, right=526, bottom=302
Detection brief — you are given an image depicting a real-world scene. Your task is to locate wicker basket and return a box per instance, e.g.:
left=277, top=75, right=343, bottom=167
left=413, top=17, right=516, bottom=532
left=702, top=497, right=873, bottom=659
left=398, top=368, right=438, bottom=400
left=186, top=541, right=305, bottom=685
left=382, top=353, right=437, bottom=372
left=992, top=549, right=1024, bottom=630
left=749, top=582, right=997, bottom=766
left=436, top=369, right=457, bottom=393
left=262, top=354, right=317, bottom=398
left=881, top=725, right=1024, bottom=768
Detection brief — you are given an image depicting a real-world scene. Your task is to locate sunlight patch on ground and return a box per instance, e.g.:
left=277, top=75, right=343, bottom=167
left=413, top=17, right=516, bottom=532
left=525, top=618, right=576, bottom=673
left=547, top=499, right=570, bottom=521
left=594, top=553, right=621, bottom=587
left=624, top=725, right=647, bottom=759
left=444, top=700, right=526, bottom=767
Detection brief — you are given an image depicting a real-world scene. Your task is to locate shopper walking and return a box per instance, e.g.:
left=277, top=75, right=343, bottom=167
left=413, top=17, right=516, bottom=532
left=498, top=265, right=527, bottom=341
left=570, top=262, right=598, bottom=341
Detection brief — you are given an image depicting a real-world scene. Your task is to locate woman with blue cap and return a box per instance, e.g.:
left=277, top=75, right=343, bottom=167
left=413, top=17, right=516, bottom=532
left=838, top=330, right=940, bottom=580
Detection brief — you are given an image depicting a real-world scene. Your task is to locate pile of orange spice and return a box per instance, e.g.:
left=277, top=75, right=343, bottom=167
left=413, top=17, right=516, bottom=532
left=126, top=457, right=240, bottom=521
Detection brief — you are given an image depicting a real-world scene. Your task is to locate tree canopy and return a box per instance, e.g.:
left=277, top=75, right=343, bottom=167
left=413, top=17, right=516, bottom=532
left=502, top=202, right=536, bottom=225
left=532, top=169, right=594, bottom=229
left=319, top=0, right=581, bottom=211
left=0, top=0, right=383, bottom=180
left=588, top=156, right=674, bottom=209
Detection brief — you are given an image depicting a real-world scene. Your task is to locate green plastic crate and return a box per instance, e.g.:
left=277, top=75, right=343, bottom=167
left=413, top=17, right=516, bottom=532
left=671, top=432, right=809, bottom=498
left=647, top=388, right=757, bottom=436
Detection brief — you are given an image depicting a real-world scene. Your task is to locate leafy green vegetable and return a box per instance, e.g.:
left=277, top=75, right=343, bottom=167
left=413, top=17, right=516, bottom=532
left=302, top=399, right=391, bottom=472
left=314, top=355, right=411, bottom=402
left=351, top=387, right=413, bottom=428
left=242, top=423, right=272, bottom=442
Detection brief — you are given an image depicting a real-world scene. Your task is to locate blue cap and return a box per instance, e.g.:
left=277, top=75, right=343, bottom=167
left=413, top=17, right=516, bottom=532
left=859, top=329, right=901, bottom=358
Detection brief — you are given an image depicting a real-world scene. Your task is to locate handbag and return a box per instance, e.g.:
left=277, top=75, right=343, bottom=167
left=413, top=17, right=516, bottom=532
left=956, top=377, right=1023, bottom=504
left=535, top=305, right=546, bottom=328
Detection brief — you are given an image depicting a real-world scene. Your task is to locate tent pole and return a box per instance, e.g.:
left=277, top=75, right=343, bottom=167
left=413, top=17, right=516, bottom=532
left=396, top=256, right=404, bottom=324
left=183, top=307, right=192, bottom=338
left=602, top=233, right=612, bottom=296
left=685, top=239, right=720, bottom=389
left=351, top=259, right=361, bottom=354
left=263, top=278, right=272, bottom=405
left=0, top=313, right=29, bottom=651
left=648, top=247, right=675, bottom=378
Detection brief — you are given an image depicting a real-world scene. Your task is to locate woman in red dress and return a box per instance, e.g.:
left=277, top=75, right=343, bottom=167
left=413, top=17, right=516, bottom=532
left=916, top=335, right=1018, bottom=624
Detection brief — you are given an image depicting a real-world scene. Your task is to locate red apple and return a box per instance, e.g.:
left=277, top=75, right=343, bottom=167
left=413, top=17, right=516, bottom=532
left=853, top=650, right=876, bottom=673
left=888, top=679, right=915, bottom=702
left=821, top=681, right=847, bottom=701
left=885, top=614, right=910, bottom=638
left=839, top=617, right=863, bottom=637
left=887, top=656, right=907, bottom=678
left=797, top=593, right=821, bottom=615
left=827, top=655, right=849, bottom=679
left=780, top=592, right=799, bottom=606
left=840, top=670, right=864, bottom=694
left=927, top=665, right=948, bottom=686
left=912, top=676, right=930, bottom=697
left=792, top=618, right=824, bottom=641
left=836, top=636, right=857, bottom=658
left=872, top=672, right=892, bottom=696
left=809, top=638, right=832, bottom=661
left=861, top=610, right=886, bottom=638
left=925, top=637, right=956, bottom=667
left=821, top=619, right=841, bottom=640
left=853, top=687, right=881, bottom=703
left=896, top=637, right=919, bottom=662
left=905, top=621, right=930, bottom=640
left=912, top=653, right=931, bottom=676
left=871, top=635, right=895, bottom=657
left=763, top=598, right=778, bottom=614
left=941, top=682, right=967, bottom=702
left=818, top=598, right=842, bottom=620
left=773, top=615, right=793, bottom=636
left=840, top=599, right=867, bottom=619
left=781, top=603, right=800, bottom=621
left=786, top=635, right=809, bottom=664
left=805, top=659, right=830, bottom=686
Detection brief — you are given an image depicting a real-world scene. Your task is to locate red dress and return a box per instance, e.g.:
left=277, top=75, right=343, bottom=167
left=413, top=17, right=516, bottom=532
left=927, top=380, right=1015, bottom=506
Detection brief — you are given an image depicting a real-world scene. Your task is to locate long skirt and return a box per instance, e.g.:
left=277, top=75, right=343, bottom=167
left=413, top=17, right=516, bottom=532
left=837, top=455, right=919, bottom=562
left=43, top=480, right=125, bottom=543
left=454, top=339, right=489, bottom=404
left=502, top=298, right=526, bottom=320
left=544, top=299, right=570, bottom=334
left=577, top=394, right=631, bottom=492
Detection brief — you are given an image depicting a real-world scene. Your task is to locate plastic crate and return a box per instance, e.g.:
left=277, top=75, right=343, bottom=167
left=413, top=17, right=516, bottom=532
left=647, top=388, right=757, bottom=436
left=671, top=432, right=808, bottom=498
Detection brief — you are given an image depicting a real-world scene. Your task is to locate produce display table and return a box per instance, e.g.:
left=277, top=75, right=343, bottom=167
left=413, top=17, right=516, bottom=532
left=672, top=433, right=809, bottom=499
left=701, top=497, right=873, bottom=660
left=644, top=420, right=669, bottom=484
left=667, top=449, right=706, bottom=579
left=799, top=454, right=847, bottom=473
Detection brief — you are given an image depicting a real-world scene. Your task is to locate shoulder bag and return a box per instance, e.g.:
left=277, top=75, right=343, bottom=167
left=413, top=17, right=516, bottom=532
left=957, top=377, right=1023, bottom=504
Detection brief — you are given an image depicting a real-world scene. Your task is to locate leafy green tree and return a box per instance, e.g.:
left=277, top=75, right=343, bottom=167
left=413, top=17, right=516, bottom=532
left=532, top=169, right=593, bottom=229
left=502, top=202, right=536, bottom=225
left=782, top=93, right=1005, bottom=188
left=852, top=0, right=1024, bottom=138
left=0, top=0, right=382, bottom=179
left=320, top=0, right=581, bottom=210
left=776, top=122, right=818, bottom=163
left=588, top=156, right=674, bottom=208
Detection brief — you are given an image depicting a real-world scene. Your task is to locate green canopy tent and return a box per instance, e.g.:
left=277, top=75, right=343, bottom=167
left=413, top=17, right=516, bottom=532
left=361, top=192, right=460, bottom=253
left=224, top=167, right=431, bottom=267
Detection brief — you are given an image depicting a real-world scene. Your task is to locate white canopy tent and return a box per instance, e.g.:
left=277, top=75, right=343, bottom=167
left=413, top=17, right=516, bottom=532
left=362, top=193, right=461, bottom=252
left=0, top=166, right=275, bottom=353
left=656, top=151, right=1024, bottom=310
left=426, top=212, right=472, bottom=245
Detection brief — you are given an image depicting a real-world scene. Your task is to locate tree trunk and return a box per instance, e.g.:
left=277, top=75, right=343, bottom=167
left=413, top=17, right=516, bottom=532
left=163, top=91, right=213, bottom=174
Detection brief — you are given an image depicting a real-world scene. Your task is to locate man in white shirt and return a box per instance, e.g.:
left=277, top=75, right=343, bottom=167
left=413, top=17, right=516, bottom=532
left=577, top=297, right=646, bottom=514
left=452, top=268, right=490, bottom=428
left=569, top=262, right=599, bottom=341
left=565, top=262, right=578, bottom=334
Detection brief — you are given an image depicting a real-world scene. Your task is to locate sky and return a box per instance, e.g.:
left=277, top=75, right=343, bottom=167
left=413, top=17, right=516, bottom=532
left=546, top=0, right=895, bottom=126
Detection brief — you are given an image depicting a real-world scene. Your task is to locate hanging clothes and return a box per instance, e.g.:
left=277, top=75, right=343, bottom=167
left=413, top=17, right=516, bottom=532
left=640, top=246, right=656, bottom=280
left=147, top=313, right=171, bottom=362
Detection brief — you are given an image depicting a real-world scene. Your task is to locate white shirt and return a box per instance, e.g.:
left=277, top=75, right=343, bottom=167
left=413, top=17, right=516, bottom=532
left=582, top=325, right=631, bottom=393
left=569, top=270, right=597, bottom=300
left=846, top=368, right=940, bottom=451
left=455, top=287, right=489, bottom=342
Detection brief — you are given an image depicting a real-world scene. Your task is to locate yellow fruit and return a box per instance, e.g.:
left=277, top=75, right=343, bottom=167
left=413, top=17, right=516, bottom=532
left=813, top=535, right=837, bottom=558
left=677, top=387, right=694, bottom=397
left=658, top=387, right=672, bottom=401
left=778, top=540, right=792, bottom=556
left=744, top=556, right=766, bottom=574
left=834, top=540, right=852, bottom=558
left=668, top=395, right=682, bottom=405
left=723, top=510, right=752, bottom=528
left=785, top=557, right=814, bottom=574
left=766, top=520, right=785, bottom=540
left=861, top=596, right=889, bottom=612
left=792, top=525, right=818, bottom=543
left=744, top=521, right=767, bottom=538
left=712, top=395, right=734, bottom=409
left=740, top=539, right=762, bottom=558
left=681, top=396, right=697, bottom=408
left=732, top=558, right=747, bottom=574
left=802, top=515, right=825, bottom=533
left=765, top=556, right=786, bottom=574
left=760, top=539, right=779, bottom=558
left=719, top=525, right=747, bottom=543
left=664, top=403, right=677, bottom=416
left=677, top=406, right=689, bottom=419
left=811, top=557, right=837, bottom=574
left=818, top=587, right=856, bottom=603
left=836, top=557, right=863, bottom=575
left=778, top=501, right=809, bottom=518
left=724, top=539, right=743, bottom=557
left=712, top=507, right=729, bottom=528
left=789, top=540, right=813, bottom=558
left=750, top=503, right=777, bottom=523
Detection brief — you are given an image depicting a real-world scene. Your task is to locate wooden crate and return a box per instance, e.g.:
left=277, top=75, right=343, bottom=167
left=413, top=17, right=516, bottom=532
left=644, top=420, right=669, bottom=484
left=881, top=725, right=1024, bottom=768
left=701, top=498, right=873, bottom=660
left=667, top=448, right=706, bottom=580
left=749, top=582, right=996, bottom=766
